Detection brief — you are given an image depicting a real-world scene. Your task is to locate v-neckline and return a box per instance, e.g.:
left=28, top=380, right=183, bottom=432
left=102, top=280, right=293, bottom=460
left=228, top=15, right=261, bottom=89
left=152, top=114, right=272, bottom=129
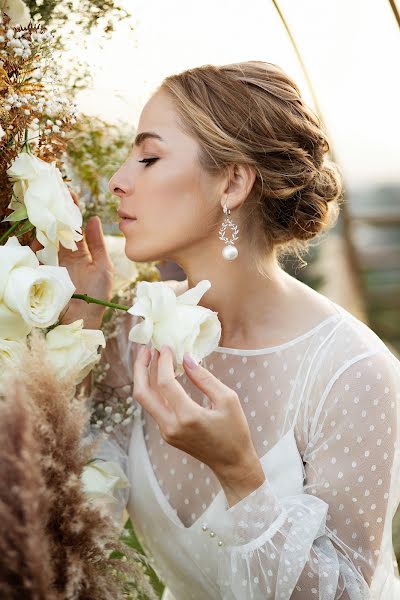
left=135, top=409, right=296, bottom=531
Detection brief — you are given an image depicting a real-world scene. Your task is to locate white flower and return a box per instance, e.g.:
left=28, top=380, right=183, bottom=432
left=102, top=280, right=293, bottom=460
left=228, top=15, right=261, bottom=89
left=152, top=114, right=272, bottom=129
left=0, top=124, right=5, bottom=140
left=128, top=279, right=221, bottom=375
left=104, top=234, right=138, bottom=295
left=6, top=152, right=83, bottom=265
left=81, top=459, right=130, bottom=522
left=44, top=319, right=105, bottom=384
left=0, top=337, right=26, bottom=388
left=0, top=0, right=30, bottom=26
left=0, top=236, right=75, bottom=339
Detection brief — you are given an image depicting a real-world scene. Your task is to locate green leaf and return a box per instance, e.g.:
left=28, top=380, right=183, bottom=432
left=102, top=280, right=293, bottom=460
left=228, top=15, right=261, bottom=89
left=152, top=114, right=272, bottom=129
left=3, top=207, right=28, bottom=223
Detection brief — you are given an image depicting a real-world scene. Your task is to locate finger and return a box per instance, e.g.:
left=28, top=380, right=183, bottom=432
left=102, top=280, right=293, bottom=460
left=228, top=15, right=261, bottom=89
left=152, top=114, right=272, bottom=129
left=182, top=353, right=236, bottom=407
left=85, top=216, right=110, bottom=265
left=157, top=346, right=201, bottom=417
left=150, top=349, right=171, bottom=409
left=133, top=345, right=171, bottom=424
left=149, top=348, right=159, bottom=390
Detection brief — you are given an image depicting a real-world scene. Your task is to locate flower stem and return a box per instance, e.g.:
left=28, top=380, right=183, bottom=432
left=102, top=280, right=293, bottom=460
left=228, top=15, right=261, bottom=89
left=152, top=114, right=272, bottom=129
left=15, top=221, right=35, bottom=237
left=72, top=294, right=130, bottom=312
left=23, top=128, right=31, bottom=153
left=0, top=221, right=20, bottom=243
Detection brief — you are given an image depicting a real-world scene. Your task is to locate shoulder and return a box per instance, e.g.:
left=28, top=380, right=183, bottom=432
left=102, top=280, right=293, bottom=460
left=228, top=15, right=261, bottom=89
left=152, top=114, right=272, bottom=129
left=309, top=304, right=400, bottom=411
left=320, top=303, right=398, bottom=364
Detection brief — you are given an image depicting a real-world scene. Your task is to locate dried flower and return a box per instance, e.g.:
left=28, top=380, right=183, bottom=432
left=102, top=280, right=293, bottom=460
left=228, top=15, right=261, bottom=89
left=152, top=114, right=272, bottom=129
left=0, top=330, right=159, bottom=599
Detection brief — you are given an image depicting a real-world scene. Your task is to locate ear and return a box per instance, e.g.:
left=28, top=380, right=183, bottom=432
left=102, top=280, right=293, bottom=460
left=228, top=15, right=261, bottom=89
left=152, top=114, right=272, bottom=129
left=221, top=163, right=257, bottom=211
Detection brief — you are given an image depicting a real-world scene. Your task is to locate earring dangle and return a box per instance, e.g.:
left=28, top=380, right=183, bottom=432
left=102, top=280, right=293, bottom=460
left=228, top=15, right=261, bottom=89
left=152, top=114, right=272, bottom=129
left=219, top=201, right=239, bottom=261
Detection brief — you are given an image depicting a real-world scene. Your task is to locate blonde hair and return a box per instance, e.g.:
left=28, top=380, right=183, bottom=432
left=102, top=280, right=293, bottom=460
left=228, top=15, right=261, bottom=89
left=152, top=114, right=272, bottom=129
left=159, top=60, right=343, bottom=273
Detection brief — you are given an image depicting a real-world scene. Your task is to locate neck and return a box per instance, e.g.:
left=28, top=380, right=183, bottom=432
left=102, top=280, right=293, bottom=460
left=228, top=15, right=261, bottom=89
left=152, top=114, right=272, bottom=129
left=172, top=240, right=293, bottom=348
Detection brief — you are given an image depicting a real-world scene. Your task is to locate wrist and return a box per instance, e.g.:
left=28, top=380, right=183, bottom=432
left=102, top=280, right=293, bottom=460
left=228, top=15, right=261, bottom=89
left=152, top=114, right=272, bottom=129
left=216, top=456, right=266, bottom=508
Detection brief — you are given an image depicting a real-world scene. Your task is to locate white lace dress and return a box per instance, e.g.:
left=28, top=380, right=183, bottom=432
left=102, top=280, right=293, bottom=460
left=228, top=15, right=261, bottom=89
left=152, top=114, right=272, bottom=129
left=90, top=295, right=400, bottom=600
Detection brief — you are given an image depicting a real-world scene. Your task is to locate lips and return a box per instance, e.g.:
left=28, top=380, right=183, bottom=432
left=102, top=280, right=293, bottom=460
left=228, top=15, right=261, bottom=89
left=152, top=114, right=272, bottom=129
left=118, top=212, right=137, bottom=220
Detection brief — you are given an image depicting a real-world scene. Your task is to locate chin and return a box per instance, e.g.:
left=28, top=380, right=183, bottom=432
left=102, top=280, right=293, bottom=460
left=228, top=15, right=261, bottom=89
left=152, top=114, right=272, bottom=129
left=124, top=241, right=167, bottom=264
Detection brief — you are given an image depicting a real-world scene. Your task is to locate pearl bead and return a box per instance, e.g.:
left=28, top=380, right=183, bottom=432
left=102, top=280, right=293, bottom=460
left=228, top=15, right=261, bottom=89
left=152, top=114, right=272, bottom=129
left=201, top=525, right=208, bottom=532
left=222, top=244, right=238, bottom=261
left=218, top=540, right=223, bottom=546
left=209, top=531, right=215, bottom=538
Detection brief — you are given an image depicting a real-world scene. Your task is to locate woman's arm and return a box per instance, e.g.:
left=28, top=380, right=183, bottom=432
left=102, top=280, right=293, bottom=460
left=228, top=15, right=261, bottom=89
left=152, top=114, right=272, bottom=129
left=206, top=350, right=399, bottom=599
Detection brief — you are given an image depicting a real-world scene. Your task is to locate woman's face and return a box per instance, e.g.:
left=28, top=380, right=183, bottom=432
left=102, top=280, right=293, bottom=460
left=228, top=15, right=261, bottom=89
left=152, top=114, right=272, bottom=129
left=108, top=90, right=222, bottom=263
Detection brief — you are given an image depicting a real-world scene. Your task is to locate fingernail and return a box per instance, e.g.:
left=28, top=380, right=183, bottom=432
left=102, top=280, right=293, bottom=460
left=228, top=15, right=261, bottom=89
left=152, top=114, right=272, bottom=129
left=160, top=345, right=169, bottom=354
left=183, top=352, right=198, bottom=369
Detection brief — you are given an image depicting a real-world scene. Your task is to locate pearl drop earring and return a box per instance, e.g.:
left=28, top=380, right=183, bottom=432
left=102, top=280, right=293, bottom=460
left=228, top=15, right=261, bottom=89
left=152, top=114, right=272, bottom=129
left=219, top=200, right=239, bottom=261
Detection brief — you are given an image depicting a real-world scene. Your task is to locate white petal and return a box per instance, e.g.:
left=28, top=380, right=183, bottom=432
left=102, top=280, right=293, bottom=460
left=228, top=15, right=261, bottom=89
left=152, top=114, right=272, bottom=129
left=176, top=279, right=211, bottom=306
left=0, top=237, right=39, bottom=299
left=136, top=280, right=177, bottom=321
left=128, top=317, right=154, bottom=344
left=127, top=296, right=152, bottom=319
left=36, top=242, right=59, bottom=266
left=0, top=302, right=32, bottom=339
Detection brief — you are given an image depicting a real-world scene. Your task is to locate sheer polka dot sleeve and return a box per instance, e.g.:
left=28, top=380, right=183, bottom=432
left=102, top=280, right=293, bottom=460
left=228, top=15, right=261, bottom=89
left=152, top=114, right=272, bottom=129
left=207, top=349, right=400, bottom=599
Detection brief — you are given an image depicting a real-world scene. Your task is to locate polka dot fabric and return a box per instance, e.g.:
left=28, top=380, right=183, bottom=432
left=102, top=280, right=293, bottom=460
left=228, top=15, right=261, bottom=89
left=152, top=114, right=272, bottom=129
left=90, top=300, right=400, bottom=599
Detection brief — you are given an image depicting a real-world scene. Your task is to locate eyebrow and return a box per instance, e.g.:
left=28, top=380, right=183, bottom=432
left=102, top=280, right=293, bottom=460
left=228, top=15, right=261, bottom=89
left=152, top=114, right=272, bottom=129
left=133, top=131, right=164, bottom=147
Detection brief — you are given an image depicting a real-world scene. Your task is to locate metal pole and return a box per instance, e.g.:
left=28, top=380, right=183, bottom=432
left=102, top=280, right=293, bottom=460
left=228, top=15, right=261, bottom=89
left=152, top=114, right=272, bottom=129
left=270, top=0, right=367, bottom=319
left=388, top=0, right=400, bottom=29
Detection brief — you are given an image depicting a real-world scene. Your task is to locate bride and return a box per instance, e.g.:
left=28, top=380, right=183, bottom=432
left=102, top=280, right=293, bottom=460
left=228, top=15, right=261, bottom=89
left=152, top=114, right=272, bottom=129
left=59, top=61, right=400, bottom=599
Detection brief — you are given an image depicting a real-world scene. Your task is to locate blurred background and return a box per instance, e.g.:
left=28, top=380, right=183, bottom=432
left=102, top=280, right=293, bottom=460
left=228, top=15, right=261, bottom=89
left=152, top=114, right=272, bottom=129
left=60, top=0, right=400, bottom=355
left=21, top=0, right=400, bottom=591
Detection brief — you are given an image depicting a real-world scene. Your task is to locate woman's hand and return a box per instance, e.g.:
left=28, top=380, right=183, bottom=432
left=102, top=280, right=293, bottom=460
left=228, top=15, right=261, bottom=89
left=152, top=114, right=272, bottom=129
left=30, top=191, right=114, bottom=329
left=133, top=345, right=266, bottom=507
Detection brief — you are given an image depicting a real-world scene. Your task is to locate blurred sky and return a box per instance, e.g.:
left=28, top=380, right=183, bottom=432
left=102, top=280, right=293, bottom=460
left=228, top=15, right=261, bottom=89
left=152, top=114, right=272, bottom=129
left=75, top=0, right=400, bottom=187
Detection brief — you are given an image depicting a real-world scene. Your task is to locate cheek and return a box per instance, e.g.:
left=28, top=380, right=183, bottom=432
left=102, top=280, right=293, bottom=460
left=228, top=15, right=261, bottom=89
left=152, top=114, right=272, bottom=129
left=137, top=161, right=205, bottom=226
left=122, top=158, right=216, bottom=261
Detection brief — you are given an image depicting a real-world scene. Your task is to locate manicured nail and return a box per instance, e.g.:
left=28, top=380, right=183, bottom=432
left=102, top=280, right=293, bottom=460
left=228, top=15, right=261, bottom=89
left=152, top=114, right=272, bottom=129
left=183, top=352, right=198, bottom=369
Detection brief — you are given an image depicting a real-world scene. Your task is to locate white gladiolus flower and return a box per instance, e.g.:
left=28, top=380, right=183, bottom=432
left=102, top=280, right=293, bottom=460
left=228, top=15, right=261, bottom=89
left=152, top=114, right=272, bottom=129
left=6, top=152, right=83, bottom=265
left=0, top=236, right=75, bottom=339
left=44, top=319, right=105, bottom=384
left=128, top=279, right=221, bottom=376
left=104, top=234, right=138, bottom=296
left=0, top=0, right=31, bottom=26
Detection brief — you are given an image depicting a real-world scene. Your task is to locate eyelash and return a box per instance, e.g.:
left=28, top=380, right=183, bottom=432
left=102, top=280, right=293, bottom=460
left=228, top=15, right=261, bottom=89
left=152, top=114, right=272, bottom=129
left=137, top=158, right=158, bottom=167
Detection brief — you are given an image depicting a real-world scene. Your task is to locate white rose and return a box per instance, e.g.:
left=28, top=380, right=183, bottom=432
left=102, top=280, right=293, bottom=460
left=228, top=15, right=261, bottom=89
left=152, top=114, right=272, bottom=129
left=6, top=152, right=83, bottom=266
left=0, top=236, right=75, bottom=339
left=0, top=337, right=26, bottom=388
left=0, top=0, right=30, bottom=26
left=44, top=319, right=105, bottom=384
left=81, top=459, right=130, bottom=522
left=104, top=234, right=138, bottom=295
left=128, top=279, right=221, bottom=375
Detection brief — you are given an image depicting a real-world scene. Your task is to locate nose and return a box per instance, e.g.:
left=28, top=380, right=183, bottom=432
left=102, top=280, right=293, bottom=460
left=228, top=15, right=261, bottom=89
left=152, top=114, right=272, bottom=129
left=108, top=173, right=125, bottom=197
left=108, top=165, right=132, bottom=197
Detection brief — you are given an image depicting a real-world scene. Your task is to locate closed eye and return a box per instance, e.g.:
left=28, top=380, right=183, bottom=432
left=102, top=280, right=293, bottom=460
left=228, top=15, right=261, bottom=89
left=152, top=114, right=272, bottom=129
left=137, top=158, right=158, bottom=167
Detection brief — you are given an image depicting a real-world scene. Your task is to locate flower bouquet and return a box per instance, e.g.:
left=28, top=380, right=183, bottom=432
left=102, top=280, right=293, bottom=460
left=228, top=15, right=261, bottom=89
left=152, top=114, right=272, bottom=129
left=0, top=5, right=223, bottom=598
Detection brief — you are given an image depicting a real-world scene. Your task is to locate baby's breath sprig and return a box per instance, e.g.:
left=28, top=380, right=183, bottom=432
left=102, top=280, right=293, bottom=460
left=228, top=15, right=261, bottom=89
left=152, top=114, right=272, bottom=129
left=0, top=13, right=77, bottom=224
left=90, top=288, right=141, bottom=435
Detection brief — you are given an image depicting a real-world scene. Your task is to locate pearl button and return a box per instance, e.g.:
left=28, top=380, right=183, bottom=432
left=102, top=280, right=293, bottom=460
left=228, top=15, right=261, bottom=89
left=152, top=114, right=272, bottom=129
left=209, top=531, right=215, bottom=538
left=218, top=540, right=223, bottom=546
left=201, top=525, right=208, bottom=532
left=222, top=244, right=238, bottom=260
